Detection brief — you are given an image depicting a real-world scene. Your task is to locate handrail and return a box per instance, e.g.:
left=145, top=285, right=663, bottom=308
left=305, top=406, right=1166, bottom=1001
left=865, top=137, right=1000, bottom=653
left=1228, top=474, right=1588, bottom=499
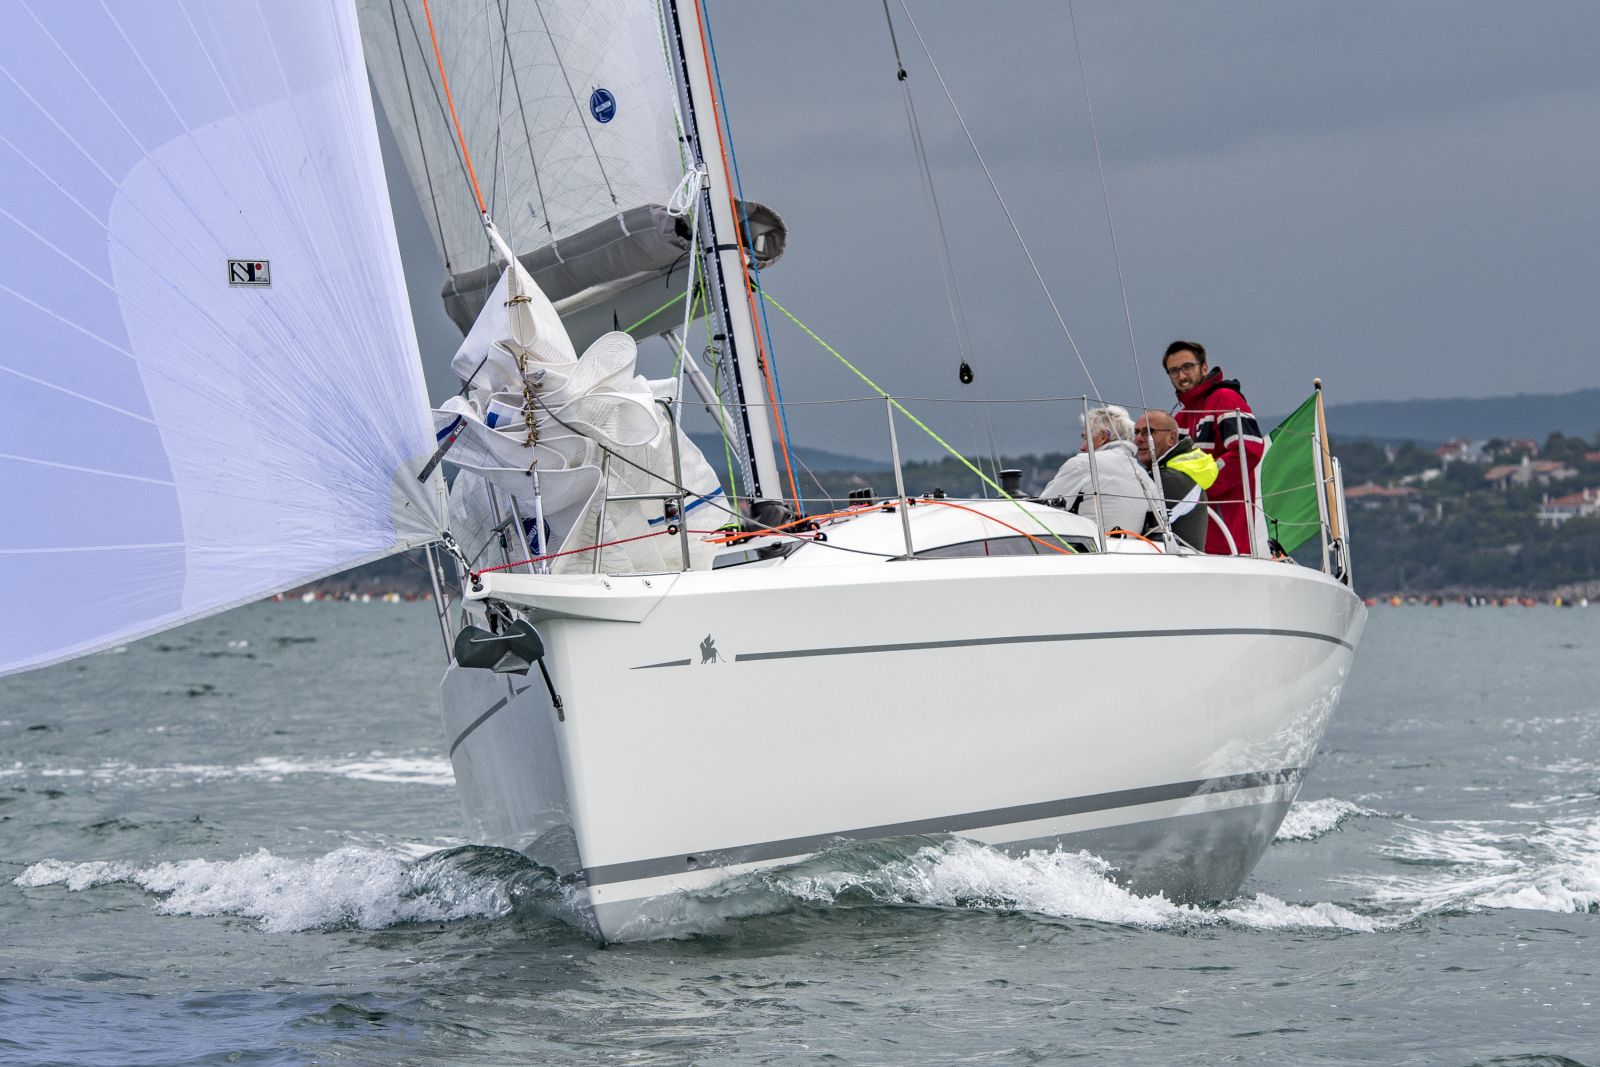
left=467, top=389, right=1352, bottom=583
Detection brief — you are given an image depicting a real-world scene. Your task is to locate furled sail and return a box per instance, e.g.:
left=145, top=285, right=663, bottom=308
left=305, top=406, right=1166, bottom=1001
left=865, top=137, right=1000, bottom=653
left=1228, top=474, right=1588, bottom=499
left=357, top=0, right=785, bottom=348
left=436, top=253, right=723, bottom=576
left=0, top=1, right=447, bottom=676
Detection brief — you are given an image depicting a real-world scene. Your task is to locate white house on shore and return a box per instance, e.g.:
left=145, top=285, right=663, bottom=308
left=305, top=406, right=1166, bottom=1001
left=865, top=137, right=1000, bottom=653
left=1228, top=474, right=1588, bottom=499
left=1537, top=487, right=1600, bottom=527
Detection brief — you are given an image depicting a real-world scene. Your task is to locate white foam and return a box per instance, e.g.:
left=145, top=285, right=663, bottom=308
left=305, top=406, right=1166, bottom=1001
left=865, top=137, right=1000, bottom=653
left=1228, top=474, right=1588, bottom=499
left=0, top=754, right=454, bottom=787
left=1274, top=797, right=1378, bottom=841
left=247, top=756, right=455, bottom=786
left=772, top=839, right=1383, bottom=933
left=14, top=847, right=511, bottom=932
left=1355, top=815, right=1600, bottom=916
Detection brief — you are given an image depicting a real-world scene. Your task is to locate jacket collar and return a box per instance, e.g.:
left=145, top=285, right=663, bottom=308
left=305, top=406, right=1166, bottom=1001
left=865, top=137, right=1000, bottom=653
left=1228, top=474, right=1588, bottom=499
left=1158, top=434, right=1199, bottom=464
left=1176, top=367, right=1243, bottom=408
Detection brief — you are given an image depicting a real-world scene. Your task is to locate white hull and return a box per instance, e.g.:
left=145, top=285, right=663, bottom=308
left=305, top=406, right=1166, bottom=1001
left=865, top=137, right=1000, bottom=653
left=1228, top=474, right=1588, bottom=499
left=443, top=535, right=1365, bottom=941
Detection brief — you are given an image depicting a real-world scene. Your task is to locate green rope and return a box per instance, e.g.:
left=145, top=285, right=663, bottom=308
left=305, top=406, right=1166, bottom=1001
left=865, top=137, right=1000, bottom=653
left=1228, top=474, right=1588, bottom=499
left=624, top=291, right=686, bottom=336
left=754, top=285, right=1079, bottom=549
left=754, top=285, right=1013, bottom=496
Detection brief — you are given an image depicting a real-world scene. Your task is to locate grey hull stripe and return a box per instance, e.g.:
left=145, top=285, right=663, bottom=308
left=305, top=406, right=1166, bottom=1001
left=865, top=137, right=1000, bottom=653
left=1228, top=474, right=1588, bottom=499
left=582, top=767, right=1304, bottom=888
left=734, top=628, right=1351, bottom=663
left=448, top=685, right=529, bottom=759
left=630, top=627, right=1350, bottom=671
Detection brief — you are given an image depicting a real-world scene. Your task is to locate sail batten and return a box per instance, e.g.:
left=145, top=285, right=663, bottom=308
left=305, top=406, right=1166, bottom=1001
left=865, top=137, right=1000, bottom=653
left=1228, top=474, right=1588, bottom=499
left=1, top=0, right=447, bottom=678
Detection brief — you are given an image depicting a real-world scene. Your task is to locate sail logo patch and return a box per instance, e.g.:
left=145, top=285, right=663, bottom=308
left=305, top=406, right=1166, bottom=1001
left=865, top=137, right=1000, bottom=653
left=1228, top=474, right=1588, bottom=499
left=589, top=87, right=616, bottom=124
left=228, top=259, right=271, bottom=287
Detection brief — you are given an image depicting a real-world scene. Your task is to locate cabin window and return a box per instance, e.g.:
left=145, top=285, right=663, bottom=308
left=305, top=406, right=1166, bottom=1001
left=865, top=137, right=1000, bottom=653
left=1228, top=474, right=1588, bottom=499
left=919, top=535, right=1093, bottom=558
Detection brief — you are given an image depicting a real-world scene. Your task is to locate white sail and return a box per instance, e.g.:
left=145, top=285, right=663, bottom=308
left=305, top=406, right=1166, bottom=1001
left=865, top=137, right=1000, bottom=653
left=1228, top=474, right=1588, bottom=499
left=436, top=258, right=723, bottom=576
left=358, top=0, right=785, bottom=347
left=361, top=0, right=685, bottom=269
left=0, top=1, right=447, bottom=676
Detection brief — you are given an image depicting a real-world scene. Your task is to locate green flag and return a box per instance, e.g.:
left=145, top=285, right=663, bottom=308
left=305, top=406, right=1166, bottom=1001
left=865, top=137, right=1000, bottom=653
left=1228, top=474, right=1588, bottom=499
left=1258, top=393, right=1322, bottom=553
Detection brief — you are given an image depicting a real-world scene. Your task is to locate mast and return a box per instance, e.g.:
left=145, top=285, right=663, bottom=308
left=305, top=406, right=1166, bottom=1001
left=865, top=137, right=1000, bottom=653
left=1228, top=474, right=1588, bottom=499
left=663, top=0, right=783, bottom=501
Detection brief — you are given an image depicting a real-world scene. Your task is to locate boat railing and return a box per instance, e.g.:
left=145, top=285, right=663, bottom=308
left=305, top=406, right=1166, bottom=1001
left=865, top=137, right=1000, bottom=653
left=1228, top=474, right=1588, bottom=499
left=466, top=390, right=1353, bottom=586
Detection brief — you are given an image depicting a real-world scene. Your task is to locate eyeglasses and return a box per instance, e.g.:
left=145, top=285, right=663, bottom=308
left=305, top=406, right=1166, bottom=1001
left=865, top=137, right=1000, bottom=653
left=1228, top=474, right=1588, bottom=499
left=1165, top=361, right=1202, bottom=379
left=1133, top=427, right=1173, bottom=438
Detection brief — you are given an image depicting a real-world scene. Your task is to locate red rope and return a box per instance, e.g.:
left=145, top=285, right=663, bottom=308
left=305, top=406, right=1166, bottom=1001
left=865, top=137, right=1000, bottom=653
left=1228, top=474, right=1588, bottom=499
left=472, top=530, right=671, bottom=577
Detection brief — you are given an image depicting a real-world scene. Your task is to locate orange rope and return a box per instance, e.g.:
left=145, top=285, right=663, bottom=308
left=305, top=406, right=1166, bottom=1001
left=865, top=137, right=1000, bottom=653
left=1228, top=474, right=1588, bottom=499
left=1108, top=528, right=1165, bottom=552
left=704, top=496, right=1080, bottom=557
left=690, top=2, right=802, bottom=509
left=422, top=0, right=487, bottom=216
left=913, top=498, right=1077, bottom=556
left=701, top=501, right=889, bottom=545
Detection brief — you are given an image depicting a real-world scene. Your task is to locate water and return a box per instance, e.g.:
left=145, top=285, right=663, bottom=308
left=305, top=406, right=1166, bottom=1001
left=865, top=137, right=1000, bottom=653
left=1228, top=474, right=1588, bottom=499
left=2, top=603, right=1596, bottom=1065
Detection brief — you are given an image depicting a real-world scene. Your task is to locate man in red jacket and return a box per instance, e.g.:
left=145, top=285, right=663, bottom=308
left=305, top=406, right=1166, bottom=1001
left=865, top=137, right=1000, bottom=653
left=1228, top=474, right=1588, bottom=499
left=1164, top=340, right=1264, bottom=555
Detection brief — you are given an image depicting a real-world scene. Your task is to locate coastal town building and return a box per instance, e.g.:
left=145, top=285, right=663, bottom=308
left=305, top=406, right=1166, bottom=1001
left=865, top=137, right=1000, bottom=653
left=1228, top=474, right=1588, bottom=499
left=1435, top=438, right=1489, bottom=465
left=1483, top=456, right=1577, bottom=491
left=1537, top=487, right=1600, bottom=527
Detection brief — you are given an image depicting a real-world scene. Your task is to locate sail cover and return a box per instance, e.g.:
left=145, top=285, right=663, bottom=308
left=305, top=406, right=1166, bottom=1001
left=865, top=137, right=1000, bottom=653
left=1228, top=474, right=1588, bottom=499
left=0, top=1, right=448, bottom=676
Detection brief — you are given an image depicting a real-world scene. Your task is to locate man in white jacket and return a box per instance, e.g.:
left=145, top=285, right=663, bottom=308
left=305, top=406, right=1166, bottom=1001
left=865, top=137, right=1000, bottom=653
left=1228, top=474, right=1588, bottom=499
left=1039, top=404, right=1161, bottom=536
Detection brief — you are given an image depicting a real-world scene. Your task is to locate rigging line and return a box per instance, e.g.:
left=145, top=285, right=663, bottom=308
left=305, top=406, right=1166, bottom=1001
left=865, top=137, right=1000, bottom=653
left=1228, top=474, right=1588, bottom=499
left=1068, top=0, right=1145, bottom=417
left=520, top=387, right=889, bottom=561
left=399, top=0, right=480, bottom=233
left=882, top=3, right=975, bottom=375
left=753, top=285, right=1072, bottom=550
left=386, top=0, right=452, bottom=269
left=705, top=299, right=753, bottom=509
left=879, top=1, right=1000, bottom=483
left=1064, top=3, right=1165, bottom=538
left=494, top=0, right=553, bottom=238
left=529, top=0, right=617, bottom=206
left=702, top=2, right=793, bottom=445
left=486, top=0, right=506, bottom=235
left=697, top=0, right=802, bottom=508
left=421, top=0, right=487, bottom=215
left=668, top=184, right=705, bottom=387
left=788, top=449, right=838, bottom=513
left=895, top=0, right=1101, bottom=400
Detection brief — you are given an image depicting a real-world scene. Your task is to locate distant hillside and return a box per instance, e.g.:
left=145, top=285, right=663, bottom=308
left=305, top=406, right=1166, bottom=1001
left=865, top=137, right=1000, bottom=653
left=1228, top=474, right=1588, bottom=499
left=1285, top=388, right=1600, bottom=445
left=688, top=433, right=889, bottom=473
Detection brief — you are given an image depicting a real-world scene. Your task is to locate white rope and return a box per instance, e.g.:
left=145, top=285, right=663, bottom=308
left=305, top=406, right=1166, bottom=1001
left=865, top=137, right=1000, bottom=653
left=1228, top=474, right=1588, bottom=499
left=666, top=165, right=705, bottom=218
left=672, top=181, right=703, bottom=401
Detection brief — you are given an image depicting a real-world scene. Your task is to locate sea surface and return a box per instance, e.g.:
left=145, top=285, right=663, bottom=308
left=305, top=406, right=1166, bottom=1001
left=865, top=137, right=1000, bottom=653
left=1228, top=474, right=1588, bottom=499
left=2, top=601, right=1596, bottom=1065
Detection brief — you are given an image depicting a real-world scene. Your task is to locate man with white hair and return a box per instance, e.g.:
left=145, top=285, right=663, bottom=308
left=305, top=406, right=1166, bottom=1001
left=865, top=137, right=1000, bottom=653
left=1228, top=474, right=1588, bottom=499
left=1039, top=405, right=1160, bottom=536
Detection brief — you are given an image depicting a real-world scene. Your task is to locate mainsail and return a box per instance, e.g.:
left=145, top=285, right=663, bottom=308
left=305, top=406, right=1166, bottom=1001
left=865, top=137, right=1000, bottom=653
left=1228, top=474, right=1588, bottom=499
left=0, top=2, right=447, bottom=676
left=358, top=0, right=785, bottom=350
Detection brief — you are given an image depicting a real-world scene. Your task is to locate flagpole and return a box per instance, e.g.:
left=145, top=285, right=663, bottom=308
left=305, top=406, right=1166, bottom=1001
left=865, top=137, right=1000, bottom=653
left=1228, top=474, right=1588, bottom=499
left=1314, top=379, right=1341, bottom=543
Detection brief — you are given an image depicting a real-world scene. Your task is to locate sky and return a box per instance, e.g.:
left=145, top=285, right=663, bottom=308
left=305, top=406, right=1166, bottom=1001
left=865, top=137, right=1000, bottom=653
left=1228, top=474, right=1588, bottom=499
left=387, top=1, right=1600, bottom=461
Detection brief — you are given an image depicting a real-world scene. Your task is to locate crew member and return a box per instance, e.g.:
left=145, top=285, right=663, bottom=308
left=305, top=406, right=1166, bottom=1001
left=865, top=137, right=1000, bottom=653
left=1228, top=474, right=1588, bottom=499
left=1040, top=404, right=1160, bottom=537
left=1135, top=409, right=1217, bottom=551
left=1164, top=340, right=1264, bottom=555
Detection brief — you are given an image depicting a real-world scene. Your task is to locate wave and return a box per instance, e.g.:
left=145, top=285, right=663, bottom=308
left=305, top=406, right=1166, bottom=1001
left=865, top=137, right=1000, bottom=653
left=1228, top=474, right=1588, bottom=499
left=1350, top=815, right=1600, bottom=916
left=1274, top=797, right=1380, bottom=841
left=15, top=837, right=1384, bottom=940
left=678, top=837, right=1385, bottom=936
left=0, top=754, right=454, bottom=787
left=13, top=846, right=566, bottom=933
left=34, top=811, right=1591, bottom=942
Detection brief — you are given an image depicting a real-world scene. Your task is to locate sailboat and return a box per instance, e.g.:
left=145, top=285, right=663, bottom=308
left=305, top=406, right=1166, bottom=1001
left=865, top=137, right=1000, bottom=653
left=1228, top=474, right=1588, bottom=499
left=1, top=1, right=1364, bottom=943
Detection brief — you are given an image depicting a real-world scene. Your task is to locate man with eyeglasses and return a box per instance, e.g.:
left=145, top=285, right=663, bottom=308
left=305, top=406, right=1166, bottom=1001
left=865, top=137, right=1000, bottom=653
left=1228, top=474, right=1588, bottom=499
left=1135, top=409, right=1216, bottom=551
left=1164, top=340, right=1264, bottom=555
